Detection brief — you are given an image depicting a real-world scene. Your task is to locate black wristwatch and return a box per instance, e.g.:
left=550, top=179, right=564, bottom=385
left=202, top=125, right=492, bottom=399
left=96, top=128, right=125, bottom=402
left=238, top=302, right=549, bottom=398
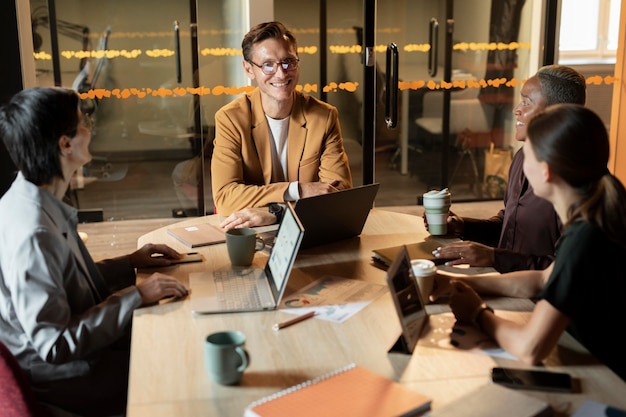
left=268, top=203, right=284, bottom=224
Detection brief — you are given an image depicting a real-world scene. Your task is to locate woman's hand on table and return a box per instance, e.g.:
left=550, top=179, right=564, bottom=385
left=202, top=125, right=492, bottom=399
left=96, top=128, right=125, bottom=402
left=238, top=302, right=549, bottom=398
left=220, top=207, right=276, bottom=230
left=432, top=241, right=495, bottom=267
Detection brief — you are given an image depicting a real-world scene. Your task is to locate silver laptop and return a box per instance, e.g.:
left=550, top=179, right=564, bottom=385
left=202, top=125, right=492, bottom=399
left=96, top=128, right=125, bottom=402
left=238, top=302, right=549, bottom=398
left=189, top=202, right=304, bottom=314
left=294, top=183, right=380, bottom=249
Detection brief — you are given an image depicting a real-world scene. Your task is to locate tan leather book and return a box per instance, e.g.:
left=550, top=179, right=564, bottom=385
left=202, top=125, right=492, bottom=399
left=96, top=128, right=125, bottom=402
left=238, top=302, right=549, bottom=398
left=166, top=223, right=225, bottom=248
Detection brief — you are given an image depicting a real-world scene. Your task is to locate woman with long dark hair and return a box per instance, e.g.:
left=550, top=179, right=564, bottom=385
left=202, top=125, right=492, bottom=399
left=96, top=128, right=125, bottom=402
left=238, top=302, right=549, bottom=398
left=431, top=104, right=626, bottom=381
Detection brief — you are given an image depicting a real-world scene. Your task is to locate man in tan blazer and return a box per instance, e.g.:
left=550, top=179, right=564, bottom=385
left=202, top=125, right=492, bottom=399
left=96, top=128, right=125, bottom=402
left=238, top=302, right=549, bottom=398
left=212, top=21, right=352, bottom=230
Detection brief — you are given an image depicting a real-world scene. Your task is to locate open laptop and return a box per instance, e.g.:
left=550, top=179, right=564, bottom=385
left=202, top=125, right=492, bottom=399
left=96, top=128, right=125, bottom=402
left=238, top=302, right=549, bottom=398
left=189, top=202, right=304, bottom=314
left=385, top=245, right=428, bottom=354
left=386, top=246, right=505, bottom=356
left=294, top=183, right=380, bottom=249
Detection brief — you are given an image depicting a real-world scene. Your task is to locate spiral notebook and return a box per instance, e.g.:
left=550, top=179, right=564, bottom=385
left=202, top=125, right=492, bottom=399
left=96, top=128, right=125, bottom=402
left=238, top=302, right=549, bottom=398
left=244, top=363, right=431, bottom=417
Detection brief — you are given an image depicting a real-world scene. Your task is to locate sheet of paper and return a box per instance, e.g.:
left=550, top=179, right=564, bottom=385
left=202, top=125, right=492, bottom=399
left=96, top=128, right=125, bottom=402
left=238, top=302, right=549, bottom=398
left=279, top=275, right=387, bottom=323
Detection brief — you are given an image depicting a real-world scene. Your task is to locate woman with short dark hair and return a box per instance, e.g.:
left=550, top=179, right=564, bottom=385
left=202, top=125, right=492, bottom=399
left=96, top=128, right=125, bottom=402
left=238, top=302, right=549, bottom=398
left=0, top=87, right=189, bottom=416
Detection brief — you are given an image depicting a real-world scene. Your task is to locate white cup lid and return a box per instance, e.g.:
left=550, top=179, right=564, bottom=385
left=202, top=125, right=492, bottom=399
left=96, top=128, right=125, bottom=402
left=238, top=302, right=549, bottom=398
left=410, top=259, right=436, bottom=276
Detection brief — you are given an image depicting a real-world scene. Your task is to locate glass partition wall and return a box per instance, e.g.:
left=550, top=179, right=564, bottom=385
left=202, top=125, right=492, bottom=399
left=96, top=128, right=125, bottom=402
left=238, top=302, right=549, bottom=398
left=30, top=0, right=223, bottom=219
left=370, top=0, right=534, bottom=203
left=27, top=0, right=537, bottom=220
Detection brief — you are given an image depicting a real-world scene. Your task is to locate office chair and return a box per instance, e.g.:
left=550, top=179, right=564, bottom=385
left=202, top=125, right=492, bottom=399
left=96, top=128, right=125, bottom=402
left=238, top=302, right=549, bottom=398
left=0, top=341, right=50, bottom=417
left=0, top=342, right=84, bottom=417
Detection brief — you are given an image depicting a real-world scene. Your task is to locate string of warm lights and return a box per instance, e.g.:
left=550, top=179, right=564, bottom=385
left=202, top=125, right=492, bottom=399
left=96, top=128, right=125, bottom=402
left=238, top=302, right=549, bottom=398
left=40, top=40, right=615, bottom=92
left=33, top=29, right=613, bottom=101
left=75, top=74, right=617, bottom=103
left=77, top=27, right=397, bottom=40
left=34, top=42, right=531, bottom=60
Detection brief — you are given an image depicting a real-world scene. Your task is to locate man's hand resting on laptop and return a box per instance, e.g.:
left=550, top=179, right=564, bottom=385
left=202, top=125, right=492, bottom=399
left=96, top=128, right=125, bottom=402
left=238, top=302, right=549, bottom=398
left=220, top=207, right=276, bottom=231
left=220, top=180, right=340, bottom=230
left=299, top=180, right=340, bottom=198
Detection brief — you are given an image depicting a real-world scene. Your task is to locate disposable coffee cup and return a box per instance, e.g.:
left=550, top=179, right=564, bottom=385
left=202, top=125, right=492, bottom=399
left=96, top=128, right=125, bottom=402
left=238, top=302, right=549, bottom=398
left=225, top=228, right=265, bottom=267
left=423, top=188, right=452, bottom=236
left=410, top=259, right=437, bottom=303
left=204, top=330, right=250, bottom=385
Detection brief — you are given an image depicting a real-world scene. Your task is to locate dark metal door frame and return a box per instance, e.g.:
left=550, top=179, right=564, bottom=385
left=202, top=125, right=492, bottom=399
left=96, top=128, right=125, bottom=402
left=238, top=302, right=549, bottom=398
left=188, top=0, right=205, bottom=216
left=440, top=0, right=453, bottom=189
left=362, top=0, right=376, bottom=185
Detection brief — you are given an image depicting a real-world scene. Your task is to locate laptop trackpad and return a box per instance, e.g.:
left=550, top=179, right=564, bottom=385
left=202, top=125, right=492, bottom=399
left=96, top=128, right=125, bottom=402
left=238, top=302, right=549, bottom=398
left=189, top=271, right=220, bottom=313
left=188, top=270, right=272, bottom=313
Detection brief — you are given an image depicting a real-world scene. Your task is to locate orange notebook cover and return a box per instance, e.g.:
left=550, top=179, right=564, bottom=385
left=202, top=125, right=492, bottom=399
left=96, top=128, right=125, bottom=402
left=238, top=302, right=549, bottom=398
left=166, top=223, right=225, bottom=248
left=244, top=364, right=431, bottom=417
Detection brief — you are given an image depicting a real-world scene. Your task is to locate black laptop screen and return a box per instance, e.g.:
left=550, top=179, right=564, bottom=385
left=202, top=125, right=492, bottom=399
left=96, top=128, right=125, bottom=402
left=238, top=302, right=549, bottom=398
left=386, top=245, right=427, bottom=353
left=266, top=203, right=304, bottom=300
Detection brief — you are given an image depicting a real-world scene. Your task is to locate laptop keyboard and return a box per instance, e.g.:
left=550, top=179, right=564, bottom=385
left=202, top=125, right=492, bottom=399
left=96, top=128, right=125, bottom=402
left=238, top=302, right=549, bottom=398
left=213, top=270, right=272, bottom=309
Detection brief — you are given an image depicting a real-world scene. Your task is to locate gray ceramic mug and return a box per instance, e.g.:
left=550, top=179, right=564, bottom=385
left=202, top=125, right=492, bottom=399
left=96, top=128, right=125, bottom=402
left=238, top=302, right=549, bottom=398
left=225, top=228, right=265, bottom=266
left=204, top=330, right=250, bottom=385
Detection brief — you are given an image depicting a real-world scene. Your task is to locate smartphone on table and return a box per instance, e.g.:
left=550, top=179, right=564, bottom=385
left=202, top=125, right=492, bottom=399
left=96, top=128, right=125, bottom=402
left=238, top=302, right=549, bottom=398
left=151, top=252, right=203, bottom=264
left=491, top=367, right=574, bottom=392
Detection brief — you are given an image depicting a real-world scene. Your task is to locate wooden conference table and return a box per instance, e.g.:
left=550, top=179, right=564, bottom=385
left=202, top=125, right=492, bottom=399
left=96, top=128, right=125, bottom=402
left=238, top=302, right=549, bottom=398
left=126, top=209, right=626, bottom=417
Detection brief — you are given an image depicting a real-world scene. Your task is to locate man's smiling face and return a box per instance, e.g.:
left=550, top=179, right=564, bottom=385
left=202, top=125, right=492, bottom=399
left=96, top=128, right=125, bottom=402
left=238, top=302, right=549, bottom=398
left=244, top=38, right=300, bottom=109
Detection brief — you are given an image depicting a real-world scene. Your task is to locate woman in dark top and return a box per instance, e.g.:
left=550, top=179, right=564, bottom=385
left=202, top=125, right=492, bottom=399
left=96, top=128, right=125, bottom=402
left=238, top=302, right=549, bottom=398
left=430, top=65, right=586, bottom=273
left=431, top=104, right=626, bottom=381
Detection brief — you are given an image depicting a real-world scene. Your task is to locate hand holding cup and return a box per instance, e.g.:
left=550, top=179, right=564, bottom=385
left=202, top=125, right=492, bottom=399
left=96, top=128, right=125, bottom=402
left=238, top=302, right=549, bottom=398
left=423, top=188, right=452, bottom=236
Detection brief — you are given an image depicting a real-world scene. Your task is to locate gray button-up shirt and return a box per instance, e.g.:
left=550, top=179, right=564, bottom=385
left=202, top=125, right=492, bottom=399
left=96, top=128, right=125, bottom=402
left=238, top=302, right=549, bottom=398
left=0, top=173, right=142, bottom=383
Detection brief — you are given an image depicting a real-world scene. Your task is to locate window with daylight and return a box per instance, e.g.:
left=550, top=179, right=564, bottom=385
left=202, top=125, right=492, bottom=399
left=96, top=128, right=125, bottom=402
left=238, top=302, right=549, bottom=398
left=558, top=0, right=621, bottom=64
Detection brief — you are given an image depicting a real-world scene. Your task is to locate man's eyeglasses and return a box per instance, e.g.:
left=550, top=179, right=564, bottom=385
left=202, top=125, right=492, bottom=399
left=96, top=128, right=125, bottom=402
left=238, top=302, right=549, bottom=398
left=248, top=58, right=300, bottom=75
